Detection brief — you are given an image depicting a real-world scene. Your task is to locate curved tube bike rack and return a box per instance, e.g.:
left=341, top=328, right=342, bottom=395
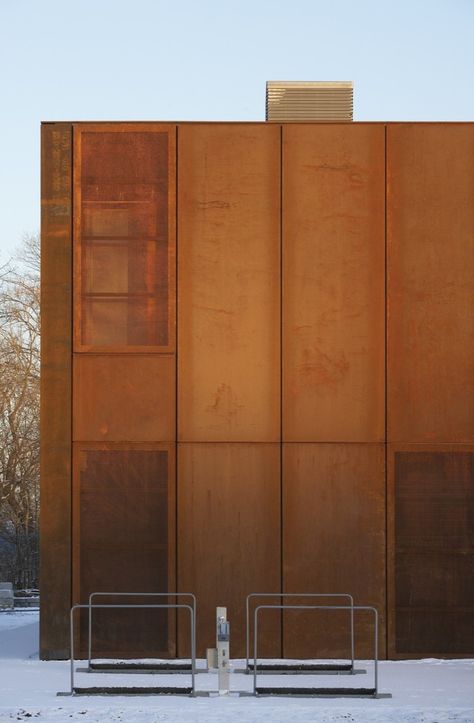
left=252, top=604, right=379, bottom=697
left=86, top=591, right=197, bottom=674
left=245, top=592, right=358, bottom=674
left=63, top=602, right=196, bottom=696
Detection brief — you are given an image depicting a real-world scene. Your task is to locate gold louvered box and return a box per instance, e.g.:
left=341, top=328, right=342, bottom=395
left=266, top=80, right=353, bottom=121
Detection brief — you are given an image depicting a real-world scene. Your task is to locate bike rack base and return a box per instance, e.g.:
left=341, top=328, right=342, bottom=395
left=70, top=686, right=194, bottom=696
left=246, top=662, right=363, bottom=675
left=87, top=662, right=194, bottom=674
left=255, top=686, right=378, bottom=697
left=67, top=602, right=196, bottom=697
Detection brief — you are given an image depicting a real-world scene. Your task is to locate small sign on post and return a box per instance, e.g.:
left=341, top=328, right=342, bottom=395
left=206, top=606, right=231, bottom=694
left=216, top=606, right=230, bottom=694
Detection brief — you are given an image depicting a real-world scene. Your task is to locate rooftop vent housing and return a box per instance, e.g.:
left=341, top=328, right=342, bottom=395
left=266, top=81, right=353, bottom=122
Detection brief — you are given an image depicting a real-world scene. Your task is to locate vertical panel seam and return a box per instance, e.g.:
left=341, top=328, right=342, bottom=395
left=70, top=124, right=74, bottom=630
left=175, top=125, right=179, bottom=654
left=384, top=124, right=389, bottom=659
left=280, top=124, right=284, bottom=658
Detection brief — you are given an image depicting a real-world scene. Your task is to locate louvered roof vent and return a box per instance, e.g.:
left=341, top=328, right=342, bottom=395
left=266, top=81, right=353, bottom=122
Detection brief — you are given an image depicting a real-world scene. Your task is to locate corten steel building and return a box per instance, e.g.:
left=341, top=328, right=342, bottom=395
left=40, top=106, right=474, bottom=661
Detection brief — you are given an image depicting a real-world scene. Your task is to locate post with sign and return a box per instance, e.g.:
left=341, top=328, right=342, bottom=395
left=216, top=606, right=230, bottom=694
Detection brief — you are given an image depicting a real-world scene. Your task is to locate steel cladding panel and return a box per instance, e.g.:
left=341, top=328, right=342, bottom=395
left=177, top=124, right=280, bottom=442
left=70, top=124, right=177, bottom=659
left=387, top=124, right=474, bottom=443
left=283, top=124, right=385, bottom=442
left=177, top=443, right=281, bottom=658
left=283, top=443, right=386, bottom=658
left=73, top=124, right=176, bottom=353
left=73, top=355, right=175, bottom=442
left=73, top=444, right=176, bottom=658
left=43, top=119, right=474, bottom=662
left=387, top=443, right=474, bottom=657
left=40, top=123, right=72, bottom=659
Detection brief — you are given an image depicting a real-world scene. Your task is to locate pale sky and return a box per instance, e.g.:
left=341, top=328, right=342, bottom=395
left=0, top=0, right=473, bottom=259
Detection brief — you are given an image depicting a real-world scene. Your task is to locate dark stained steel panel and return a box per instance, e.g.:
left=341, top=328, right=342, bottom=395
left=283, top=124, right=385, bottom=442
left=177, top=443, right=281, bottom=658
left=73, top=124, right=176, bottom=353
left=73, top=354, right=175, bottom=442
left=40, top=123, right=72, bottom=659
left=387, top=124, right=474, bottom=443
left=177, top=124, right=280, bottom=442
left=283, top=443, right=386, bottom=659
left=73, top=444, right=176, bottom=658
left=392, top=448, right=474, bottom=656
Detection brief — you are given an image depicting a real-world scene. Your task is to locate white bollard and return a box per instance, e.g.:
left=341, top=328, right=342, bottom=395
left=206, top=646, right=217, bottom=669
left=216, top=606, right=230, bottom=694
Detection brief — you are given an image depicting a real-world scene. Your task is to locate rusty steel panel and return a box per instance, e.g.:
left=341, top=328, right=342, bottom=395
left=40, top=123, right=72, bottom=660
left=283, top=443, right=386, bottom=659
left=73, top=354, right=175, bottom=442
left=73, top=124, right=176, bottom=353
left=177, top=443, right=281, bottom=657
left=282, top=124, right=385, bottom=443
left=72, top=443, right=176, bottom=658
left=177, top=124, right=280, bottom=442
left=387, top=124, right=474, bottom=443
left=387, top=443, right=474, bottom=658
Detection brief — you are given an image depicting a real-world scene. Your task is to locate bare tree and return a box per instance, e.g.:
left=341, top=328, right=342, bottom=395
left=0, top=234, right=40, bottom=588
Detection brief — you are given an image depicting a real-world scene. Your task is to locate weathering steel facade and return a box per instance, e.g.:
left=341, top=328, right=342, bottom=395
left=40, top=121, right=474, bottom=660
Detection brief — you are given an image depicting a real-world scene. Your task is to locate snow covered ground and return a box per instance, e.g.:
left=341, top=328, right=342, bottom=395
left=1, top=610, right=473, bottom=722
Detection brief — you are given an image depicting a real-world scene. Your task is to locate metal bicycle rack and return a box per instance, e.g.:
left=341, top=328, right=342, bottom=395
left=85, top=592, right=197, bottom=674
left=245, top=592, right=361, bottom=674
left=60, top=602, right=196, bottom=696
left=252, top=604, right=381, bottom=697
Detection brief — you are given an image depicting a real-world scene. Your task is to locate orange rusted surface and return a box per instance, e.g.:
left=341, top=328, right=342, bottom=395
left=386, top=441, right=474, bottom=659
left=69, top=123, right=178, bottom=658
left=73, top=124, right=176, bottom=353
left=40, top=123, right=72, bottom=660
left=387, top=124, right=474, bottom=443
left=73, top=354, right=175, bottom=442
left=40, top=120, right=474, bottom=662
left=283, top=443, right=386, bottom=658
left=177, top=124, right=280, bottom=442
left=177, top=443, right=281, bottom=657
left=283, top=124, right=385, bottom=442
left=72, top=442, right=176, bottom=658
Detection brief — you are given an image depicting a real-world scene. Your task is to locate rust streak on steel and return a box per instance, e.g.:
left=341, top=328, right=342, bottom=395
left=387, top=124, right=474, bottom=443
left=177, top=442, right=281, bottom=658
left=282, top=123, right=385, bottom=443
left=177, top=123, right=281, bottom=443
left=283, top=442, right=386, bottom=659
